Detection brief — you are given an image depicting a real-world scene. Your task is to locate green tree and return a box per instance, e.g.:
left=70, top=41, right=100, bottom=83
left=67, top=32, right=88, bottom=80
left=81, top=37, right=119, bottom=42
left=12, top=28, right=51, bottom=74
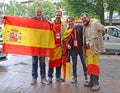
left=63, top=0, right=105, bottom=24
left=90, top=0, right=105, bottom=25
left=63, top=0, right=96, bottom=17
left=106, top=0, right=120, bottom=25
left=27, top=0, right=56, bottom=20
left=4, top=1, right=27, bottom=17
left=4, top=0, right=56, bottom=20
left=63, top=0, right=120, bottom=25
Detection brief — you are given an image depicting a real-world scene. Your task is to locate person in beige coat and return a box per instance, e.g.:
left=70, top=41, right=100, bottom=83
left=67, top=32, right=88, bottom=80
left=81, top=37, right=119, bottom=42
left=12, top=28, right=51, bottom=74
left=80, top=12, right=106, bottom=91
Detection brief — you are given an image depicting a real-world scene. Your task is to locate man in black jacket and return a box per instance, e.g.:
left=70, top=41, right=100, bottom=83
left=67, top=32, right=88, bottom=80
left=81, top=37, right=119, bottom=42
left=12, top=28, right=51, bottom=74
left=65, top=17, right=88, bottom=84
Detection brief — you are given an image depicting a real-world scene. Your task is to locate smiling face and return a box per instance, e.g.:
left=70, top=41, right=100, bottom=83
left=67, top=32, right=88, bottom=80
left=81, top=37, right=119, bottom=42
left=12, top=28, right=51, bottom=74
left=80, top=13, right=90, bottom=26
left=55, top=11, right=62, bottom=22
left=67, top=17, right=75, bottom=28
left=35, top=7, right=42, bottom=20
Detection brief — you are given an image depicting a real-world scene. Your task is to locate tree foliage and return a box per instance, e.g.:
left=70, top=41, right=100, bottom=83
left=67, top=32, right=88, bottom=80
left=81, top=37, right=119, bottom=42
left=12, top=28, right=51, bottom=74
left=4, top=0, right=56, bottom=20
left=105, top=0, right=120, bottom=25
left=63, top=0, right=96, bottom=18
left=4, top=0, right=120, bottom=25
left=63, top=0, right=120, bottom=25
left=27, top=0, right=56, bottom=20
left=4, top=1, right=27, bottom=16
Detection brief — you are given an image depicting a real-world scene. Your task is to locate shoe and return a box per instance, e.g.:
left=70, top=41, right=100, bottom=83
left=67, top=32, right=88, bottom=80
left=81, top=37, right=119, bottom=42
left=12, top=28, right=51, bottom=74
left=91, top=84, right=100, bottom=91
left=56, top=77, right=64, bottom=82
left=31, top=78, right=37, bottom=85
left=71, top=78, right=77, bottom=84
left=85, top=75, right=88, bottom=81
left=48, top=77, right=52, bottom=83
left=84, top=80, right=89, bottom=86
left=41, top=78, right=50, bottom=85
left=84, top=82, right=93, bottom=87
left=84, top=76, right=89, bottom=85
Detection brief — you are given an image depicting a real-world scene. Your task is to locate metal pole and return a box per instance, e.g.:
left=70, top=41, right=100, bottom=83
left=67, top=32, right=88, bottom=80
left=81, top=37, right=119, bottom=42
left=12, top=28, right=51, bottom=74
left=13, top=0, right=16, bottom=16
left=3, top=0, right=5, bottom=16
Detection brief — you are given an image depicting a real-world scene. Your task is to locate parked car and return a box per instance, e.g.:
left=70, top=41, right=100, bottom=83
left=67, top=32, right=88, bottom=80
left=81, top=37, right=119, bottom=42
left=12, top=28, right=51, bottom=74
left=0, top=25, right=7, bottom=61
left=103, top=26, right=120, bottom=55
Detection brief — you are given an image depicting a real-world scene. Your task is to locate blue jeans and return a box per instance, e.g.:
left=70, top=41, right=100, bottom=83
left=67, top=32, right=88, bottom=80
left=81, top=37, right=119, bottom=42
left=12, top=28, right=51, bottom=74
left=70, top=49, right=87, bottom=78
left=90, top=75, right=99, bottom=85
left=48, top=65, right=61, bottom=78
left=32, top=56, right=46, bottom=80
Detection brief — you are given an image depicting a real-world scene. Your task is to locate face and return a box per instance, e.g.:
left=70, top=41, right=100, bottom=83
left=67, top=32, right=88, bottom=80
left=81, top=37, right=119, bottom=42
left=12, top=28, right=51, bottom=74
left=67, top=18, right=74, bottom=28
left=55, top=11, right=62, bottom=21
left=80, top=14, right=90, bottom=26
left=35, top=8, right=42, bottom=19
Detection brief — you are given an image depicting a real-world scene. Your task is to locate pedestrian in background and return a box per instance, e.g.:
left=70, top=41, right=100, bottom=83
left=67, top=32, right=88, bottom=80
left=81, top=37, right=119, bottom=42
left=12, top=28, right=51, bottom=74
left=48, top=10, right=66, bottom=83
left=80, top=12, right=106, bottom=91
left=31, top=7, right=50, bottom=85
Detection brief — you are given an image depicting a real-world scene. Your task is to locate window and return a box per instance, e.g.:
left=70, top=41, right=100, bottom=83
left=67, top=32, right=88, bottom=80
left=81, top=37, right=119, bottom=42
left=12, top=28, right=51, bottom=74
left=108, top=28, right=120, bottom=38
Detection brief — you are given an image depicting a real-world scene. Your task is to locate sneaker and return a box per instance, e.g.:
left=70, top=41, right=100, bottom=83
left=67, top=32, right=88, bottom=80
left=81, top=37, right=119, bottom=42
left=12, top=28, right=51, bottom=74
left=48, top=77, right=52, bottom=83
left=41, top=78, right=50, bottom=85
left=84, top=76, right=89, bottom=86
left=84, top=82, right=93, bottom=87
left=56, top=77, right=64, bottom=82
left=91, top=84, right=100, bottom=91
left=85, top=75, right=88, bottom=81
left=31, top=78, right=37, bottom=85
left=71, top=78, right=77, bottom=84
left=84, top=80, right=89, bottom=86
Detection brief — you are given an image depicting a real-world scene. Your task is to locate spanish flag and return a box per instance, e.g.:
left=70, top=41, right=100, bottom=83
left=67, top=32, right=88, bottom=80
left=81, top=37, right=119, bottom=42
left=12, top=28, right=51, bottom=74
left=86, top=47, right=100, bottom=76
left=2, top=16, right=55, bottom=57
left=48, top=44, right=62, bottom=68
left=62, top=26, right=74, bottom=81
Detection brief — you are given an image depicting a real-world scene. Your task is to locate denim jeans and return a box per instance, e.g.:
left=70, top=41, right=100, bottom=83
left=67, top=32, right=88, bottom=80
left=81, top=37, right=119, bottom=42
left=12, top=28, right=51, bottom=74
left=32, top=56, right=46, bottom=80
left=70, top=49, right=87, bottom=78
left=48, top=65, right=61, bottom=78
left=90, top=74, right=99, bottom=85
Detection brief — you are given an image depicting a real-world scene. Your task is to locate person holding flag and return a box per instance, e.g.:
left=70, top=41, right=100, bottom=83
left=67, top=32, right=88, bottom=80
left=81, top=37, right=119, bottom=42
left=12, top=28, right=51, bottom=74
left=2, top=6, right=55, bottom=85
left=63, top=17, right=88, bottom=83
left=31, top=7, right=50, bottom=85
left=48, top=10, right=66, bottom=83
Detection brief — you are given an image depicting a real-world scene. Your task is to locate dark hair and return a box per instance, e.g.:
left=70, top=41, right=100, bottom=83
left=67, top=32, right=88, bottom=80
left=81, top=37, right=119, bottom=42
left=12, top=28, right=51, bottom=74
left=55, top=10, right=62, bottom=15
left=67, top=16, right=75, bottom=22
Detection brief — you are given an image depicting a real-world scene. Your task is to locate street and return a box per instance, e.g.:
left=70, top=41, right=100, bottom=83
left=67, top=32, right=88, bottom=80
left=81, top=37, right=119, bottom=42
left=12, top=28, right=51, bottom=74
left=0, top=54, right=120, bottom=93
left=1, top=54, right=120, bottom=79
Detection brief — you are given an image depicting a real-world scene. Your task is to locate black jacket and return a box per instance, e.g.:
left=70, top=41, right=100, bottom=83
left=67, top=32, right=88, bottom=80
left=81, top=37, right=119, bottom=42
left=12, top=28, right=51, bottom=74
left=69, top=25, right=83, bottom=49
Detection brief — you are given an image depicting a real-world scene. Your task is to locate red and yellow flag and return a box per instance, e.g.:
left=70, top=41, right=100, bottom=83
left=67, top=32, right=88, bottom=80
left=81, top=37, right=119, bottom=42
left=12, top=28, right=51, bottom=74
left=2, top=16, right=55, bottom=57
left=48, top=44, right=62, bottom=68
left=62, top=26, right=74, bottom=81
left=86, top=47, right=100, bottom=76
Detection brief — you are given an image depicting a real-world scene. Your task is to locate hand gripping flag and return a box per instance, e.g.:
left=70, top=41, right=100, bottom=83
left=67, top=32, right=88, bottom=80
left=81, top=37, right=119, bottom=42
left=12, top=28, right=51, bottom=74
left=2, top=16, right=55, bottom=57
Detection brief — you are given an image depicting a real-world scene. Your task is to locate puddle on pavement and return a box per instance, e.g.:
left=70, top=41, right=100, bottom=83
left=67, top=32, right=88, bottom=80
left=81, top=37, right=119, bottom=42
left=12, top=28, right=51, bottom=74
left=14, top=62, right=29, bottom=66
left=0, top=66, right=8, bottom=72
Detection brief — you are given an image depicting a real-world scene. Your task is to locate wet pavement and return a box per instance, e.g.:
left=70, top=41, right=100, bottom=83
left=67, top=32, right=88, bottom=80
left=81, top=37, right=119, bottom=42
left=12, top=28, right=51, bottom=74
left=0, top=54, right=120, bottom=93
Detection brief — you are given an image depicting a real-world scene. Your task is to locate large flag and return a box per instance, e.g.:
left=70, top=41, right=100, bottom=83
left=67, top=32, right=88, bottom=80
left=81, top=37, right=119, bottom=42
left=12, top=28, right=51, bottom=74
left=2, top=16, right=55, bottom=57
